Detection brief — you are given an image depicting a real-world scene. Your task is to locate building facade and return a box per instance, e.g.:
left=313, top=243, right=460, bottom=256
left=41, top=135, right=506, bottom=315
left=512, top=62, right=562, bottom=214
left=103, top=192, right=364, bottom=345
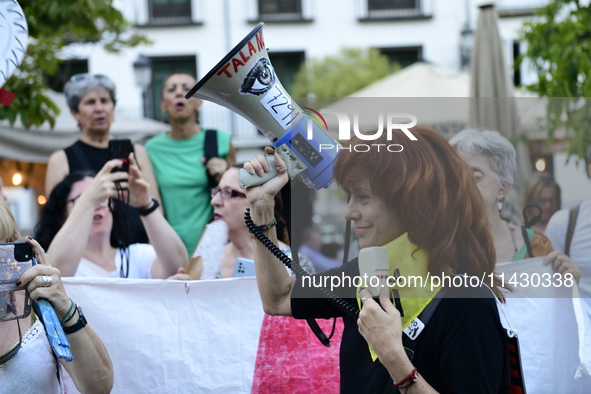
left=58, top=0, right=546, bottom=160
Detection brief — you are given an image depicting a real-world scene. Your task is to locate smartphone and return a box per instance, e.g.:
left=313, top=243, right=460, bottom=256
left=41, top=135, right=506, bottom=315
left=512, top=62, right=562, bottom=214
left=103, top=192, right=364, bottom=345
left=0, top=242, right=33, bottom=322
left=233, top=258, right=256, bottom=278
left=108, top=138, right=134, bottom=173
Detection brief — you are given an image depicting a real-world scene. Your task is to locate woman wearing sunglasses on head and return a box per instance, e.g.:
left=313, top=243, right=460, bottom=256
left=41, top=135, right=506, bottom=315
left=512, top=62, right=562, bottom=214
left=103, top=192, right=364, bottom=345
left=45, top=73, right=161, bottom=245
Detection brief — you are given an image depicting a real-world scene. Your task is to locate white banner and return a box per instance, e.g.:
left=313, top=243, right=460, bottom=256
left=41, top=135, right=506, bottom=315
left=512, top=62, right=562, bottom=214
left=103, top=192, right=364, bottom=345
left=62, top=277, right=265, bottom=393
left=496, top=258, right=591, bottom=393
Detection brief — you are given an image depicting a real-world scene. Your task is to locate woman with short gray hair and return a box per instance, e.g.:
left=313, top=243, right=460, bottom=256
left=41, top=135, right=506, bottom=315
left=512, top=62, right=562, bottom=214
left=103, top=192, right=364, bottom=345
left=45, top=74, right=160, bottom=205
left=63, top=73, right=117, bottom=113
left=450, top=129, right=521, bottom=224
left=450, top=129, right=580, bottom=283
left=44, top=74, right=161, bottom=245
left=449, top=129, right=516, bottom=189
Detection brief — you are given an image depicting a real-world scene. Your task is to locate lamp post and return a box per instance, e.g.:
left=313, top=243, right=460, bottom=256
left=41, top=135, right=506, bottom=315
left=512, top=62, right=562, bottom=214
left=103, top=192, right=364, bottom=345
left=459, top=0, right=474, bottom=71
left=133, top=55, right=152, bottom=118
left=460, top=23, right=474, bottom=71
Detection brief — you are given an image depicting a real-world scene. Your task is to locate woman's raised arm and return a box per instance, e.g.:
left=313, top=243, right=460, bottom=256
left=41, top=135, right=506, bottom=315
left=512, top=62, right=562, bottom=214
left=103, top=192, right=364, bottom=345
left=47, top=160, right=127, bottom=276
left=127, top=154, right=187, bottom=278
left=244, top=147, right=293, bottom=316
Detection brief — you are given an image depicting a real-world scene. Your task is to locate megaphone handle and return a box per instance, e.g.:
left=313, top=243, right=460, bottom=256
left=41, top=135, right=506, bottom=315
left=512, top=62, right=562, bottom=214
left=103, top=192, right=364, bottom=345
left=239, top=155, right=278, bottom=189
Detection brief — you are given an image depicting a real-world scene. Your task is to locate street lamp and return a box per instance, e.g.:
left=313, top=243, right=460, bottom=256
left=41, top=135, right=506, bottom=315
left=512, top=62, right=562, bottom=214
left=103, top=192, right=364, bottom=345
left=133, top=55, right=152, bottom=118
left=459, top=23, right=474, bottom=71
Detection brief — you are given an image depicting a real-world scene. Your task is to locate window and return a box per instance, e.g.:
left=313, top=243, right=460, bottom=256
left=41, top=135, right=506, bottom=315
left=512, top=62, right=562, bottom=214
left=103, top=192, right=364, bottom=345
left=149, top=0, right=192, bottom=24
left=45, top=59, right=89, bottom=92
left=149, top=56, right=197, bottom=121
left=267, top=51, right=305, bottom=95
left=362, top=0, right=430, bottom=20
left=368, top=0, right=417, bottom=11
left=513, top=41, right=521, bottom=86
left=497, top=0, right=546, bottom=17
left=257, top=0, right=304, bottom=22
left=378, top=46, right=422, bottom=68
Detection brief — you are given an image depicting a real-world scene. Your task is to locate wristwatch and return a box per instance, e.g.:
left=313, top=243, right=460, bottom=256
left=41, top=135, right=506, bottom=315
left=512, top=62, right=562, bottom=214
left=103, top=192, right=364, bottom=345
left=135, top=197, right=160, bottom=216
left=63, top=306, right=88, bottom=335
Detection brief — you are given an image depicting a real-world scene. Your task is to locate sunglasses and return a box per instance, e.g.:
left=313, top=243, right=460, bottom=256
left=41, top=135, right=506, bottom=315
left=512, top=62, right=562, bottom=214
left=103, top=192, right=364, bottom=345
left=211, top=186, right=246, bottom=200
left=68, top=73, right=112, bottom=86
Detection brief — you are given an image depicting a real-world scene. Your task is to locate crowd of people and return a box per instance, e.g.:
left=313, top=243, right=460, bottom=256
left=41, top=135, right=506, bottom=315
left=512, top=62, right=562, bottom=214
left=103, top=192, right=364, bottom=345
left=1, top=72, right=590, bottom=392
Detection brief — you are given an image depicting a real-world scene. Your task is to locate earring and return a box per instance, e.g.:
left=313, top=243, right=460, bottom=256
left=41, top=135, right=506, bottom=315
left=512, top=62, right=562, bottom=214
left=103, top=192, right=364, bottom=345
left=498, top=201, right=503, bottom=211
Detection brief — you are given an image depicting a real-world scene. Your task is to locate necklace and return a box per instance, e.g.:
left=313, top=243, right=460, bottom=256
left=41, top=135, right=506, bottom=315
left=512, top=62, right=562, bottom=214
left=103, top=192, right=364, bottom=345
left=506, top=221, right=518, bottom=258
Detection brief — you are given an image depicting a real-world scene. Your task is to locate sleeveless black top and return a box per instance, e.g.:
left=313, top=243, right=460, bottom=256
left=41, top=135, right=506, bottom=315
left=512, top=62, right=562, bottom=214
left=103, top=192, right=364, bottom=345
left=63, top=140, right=149, bottom=245
left=64, top=140, right=110, bottom=174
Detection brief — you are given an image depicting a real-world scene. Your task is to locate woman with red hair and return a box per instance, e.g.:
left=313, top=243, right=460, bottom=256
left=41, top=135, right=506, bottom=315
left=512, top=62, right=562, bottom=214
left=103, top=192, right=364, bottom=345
left=244, top=126, right=510, bottom=393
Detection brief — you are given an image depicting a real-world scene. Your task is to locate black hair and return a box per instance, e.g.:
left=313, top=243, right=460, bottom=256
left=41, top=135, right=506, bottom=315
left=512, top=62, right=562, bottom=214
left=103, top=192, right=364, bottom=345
left=34, top=171, right=134, bottom=251
left=35, top=171, right=93, bottom=250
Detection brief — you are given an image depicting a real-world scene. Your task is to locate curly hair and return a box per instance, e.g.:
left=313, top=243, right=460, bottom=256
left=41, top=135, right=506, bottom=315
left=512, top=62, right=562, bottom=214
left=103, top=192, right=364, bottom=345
left=333, top=126, right=504, bottom=300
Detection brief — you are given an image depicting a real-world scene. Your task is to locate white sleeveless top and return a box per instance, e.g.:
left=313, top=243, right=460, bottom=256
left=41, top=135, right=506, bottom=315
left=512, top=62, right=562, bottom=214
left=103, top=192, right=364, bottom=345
left=0, top=320, right=62, bottom=394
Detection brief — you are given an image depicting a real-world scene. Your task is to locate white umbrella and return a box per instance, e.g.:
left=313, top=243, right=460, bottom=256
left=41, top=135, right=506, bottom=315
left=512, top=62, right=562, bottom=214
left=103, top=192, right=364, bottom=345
left=469, top=3, right=532, bottom=185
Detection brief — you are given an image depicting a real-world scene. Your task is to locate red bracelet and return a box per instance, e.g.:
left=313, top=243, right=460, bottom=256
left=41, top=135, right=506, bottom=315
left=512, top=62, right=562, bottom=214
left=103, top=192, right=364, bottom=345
left=393, top=367, right=418, bottom=387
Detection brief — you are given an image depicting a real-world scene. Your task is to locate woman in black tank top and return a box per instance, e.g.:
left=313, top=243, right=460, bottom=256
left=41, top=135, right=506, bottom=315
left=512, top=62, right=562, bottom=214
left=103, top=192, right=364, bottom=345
left=45, top=73, right=162, bottom=245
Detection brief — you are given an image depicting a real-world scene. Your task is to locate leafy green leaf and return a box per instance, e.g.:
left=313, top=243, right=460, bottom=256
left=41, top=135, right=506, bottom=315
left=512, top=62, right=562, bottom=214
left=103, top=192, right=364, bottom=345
left=1, top=1, right=151, bottom=129
left=520, top=0, right=591, bottom=170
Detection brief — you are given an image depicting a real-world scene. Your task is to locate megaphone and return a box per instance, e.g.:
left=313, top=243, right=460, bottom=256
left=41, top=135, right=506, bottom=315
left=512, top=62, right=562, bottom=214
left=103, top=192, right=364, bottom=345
left=185, top=22, right=339, bottom=190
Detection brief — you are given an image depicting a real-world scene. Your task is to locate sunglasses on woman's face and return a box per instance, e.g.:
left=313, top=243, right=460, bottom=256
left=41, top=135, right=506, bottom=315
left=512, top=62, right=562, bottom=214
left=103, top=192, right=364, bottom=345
left=211, top=186, right=246, bottom=200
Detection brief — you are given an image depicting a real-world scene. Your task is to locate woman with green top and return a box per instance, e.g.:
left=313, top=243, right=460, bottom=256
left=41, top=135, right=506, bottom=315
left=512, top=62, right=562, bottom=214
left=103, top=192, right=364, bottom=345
left=450, top=129, right=580, bottom=279
left=146, top=72, right=235, bottom=256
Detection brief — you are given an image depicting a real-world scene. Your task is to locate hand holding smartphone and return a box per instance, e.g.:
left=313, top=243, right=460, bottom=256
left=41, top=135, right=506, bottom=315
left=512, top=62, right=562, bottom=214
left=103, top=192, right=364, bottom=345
left=0, top=242, right=33, bottom=322
left=108, top=138, right=134, bottom=173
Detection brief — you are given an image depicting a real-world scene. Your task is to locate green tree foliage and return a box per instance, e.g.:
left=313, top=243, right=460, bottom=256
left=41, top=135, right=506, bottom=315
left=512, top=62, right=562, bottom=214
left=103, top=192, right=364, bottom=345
left=0, top=0, right=150, bottom=128
left=291, top=48, right=399, bottom=101
left=519, top=0, right=591, bottom=165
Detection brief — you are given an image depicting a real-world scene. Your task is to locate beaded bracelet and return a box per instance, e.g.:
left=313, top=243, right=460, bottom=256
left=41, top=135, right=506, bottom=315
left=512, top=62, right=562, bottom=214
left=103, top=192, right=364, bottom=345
left=60, top=299, right=77, bottom=325
left=253, top=218, right=277, bottom=232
